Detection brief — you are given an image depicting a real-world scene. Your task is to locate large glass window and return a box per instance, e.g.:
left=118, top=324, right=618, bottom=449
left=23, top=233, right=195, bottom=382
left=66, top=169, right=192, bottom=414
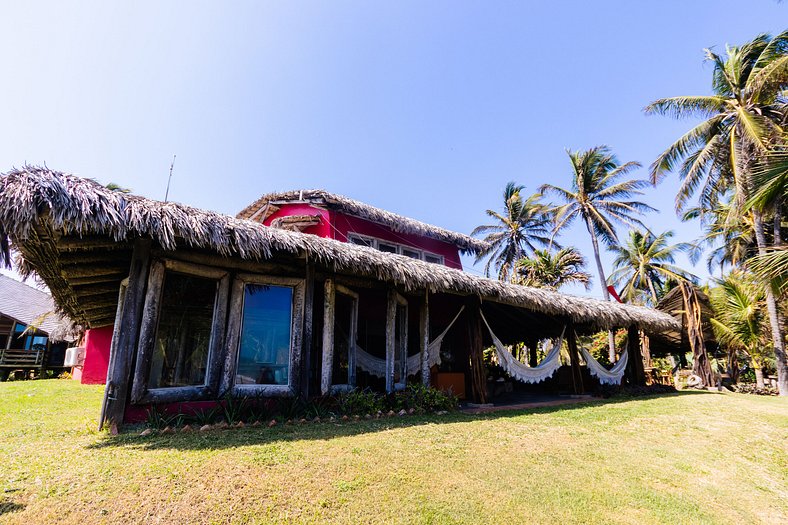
left=148, top=272, right=217, bottom=389
left=235, top=284, right=294, bottom=386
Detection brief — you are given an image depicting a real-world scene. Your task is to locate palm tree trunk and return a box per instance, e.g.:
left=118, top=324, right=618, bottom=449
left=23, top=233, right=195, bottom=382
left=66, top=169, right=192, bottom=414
left=754, top=367, right=765, bottom=389
left=751, top=210, right=788, bottom=395
left=585, top=216, right=616, bottom=361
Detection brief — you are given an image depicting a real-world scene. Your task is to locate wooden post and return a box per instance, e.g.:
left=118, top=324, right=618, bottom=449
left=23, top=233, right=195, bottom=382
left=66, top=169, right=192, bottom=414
left=626, top=325, right=646, bottom=386
left=527, top=336, right=539, bottom=367
left=385, top=287, right=397, bottom=393
left=466, top=300, right=488, bottom=404
left=103, top=238, right=151, bottom=432
left=420, top=291, right=430, bottom=386
left=398, top=302, right=408, bottom=383
left=320, top=279, right=335, bottom=396
left=566, top=323, right=584, bottom=395
left=300, top=262, right=314, bottom=398
left=130, top=260, right=166, bottom=403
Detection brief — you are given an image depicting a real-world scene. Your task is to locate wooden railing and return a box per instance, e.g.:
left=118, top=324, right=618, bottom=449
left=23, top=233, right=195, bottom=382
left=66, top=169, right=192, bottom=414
left=0, top=348, right=45, bottom=367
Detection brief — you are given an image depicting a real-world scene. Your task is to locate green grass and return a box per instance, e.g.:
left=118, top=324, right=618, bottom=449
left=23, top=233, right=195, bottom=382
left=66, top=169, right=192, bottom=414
left=1, top=380, right=786, bottom=524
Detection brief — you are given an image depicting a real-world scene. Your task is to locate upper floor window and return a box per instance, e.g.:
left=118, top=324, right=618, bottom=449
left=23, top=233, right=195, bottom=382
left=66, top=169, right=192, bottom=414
left=347, top=234, right=444, bottom=265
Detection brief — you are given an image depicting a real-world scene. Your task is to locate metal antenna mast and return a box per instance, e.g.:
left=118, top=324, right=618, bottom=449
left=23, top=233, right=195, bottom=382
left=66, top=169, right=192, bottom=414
left=164, top=155, right=176, bottom=203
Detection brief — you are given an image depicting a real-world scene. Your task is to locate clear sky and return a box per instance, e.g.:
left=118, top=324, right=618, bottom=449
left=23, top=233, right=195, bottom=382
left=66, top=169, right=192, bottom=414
left=1, top=1, right=785, bottom=296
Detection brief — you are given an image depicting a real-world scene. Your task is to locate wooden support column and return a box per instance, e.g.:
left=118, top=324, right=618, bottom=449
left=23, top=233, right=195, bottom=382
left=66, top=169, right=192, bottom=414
left=566, top=323, right=584, bottom=395
left=385, top=287, right=397, bottom=393
left=130, top=260, right=166, bottom=403
left=398, top=300, right=408, bottom=384
left=300, top=262, right=315, bottom=399
left=320, top=279, right=335, bottom=396
left=527, top=336, right=539, bottom=367
left=626, top=325, right=646, bottom=386
left=420, top=291, right=430, bottom=386
left=466, top=300, right=488, bottom=404
left=103, top=238, right=151, bottom=432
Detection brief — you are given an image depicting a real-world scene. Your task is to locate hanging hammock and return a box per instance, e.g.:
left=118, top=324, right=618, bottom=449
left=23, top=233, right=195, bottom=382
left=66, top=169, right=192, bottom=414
left=579, top=347, right=628, bottom=385
left=355, top=306, right=465, bottom=378
left=479, top=310, right=564, bottom=384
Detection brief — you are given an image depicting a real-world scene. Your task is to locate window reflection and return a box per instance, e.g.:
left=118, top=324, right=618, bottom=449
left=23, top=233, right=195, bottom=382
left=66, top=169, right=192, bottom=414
left=236, top=284, right=293, bottom=386
left=148, top=272, right=216, bottom=389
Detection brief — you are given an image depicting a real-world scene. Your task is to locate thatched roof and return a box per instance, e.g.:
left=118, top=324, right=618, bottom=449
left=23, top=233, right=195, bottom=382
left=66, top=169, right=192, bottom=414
left=237, top=189, right=490, bottom=255
left=0, top=167, right=679, bottom=334
left=649, top=285, right=717, bottom=355
left=0, top=274, right=77, bottom=341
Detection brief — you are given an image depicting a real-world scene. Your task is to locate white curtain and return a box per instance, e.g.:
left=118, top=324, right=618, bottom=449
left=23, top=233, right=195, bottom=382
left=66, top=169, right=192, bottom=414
left=355, top=306, right=465, bottom=378
left=479, top=310, right=564, bottom=384
left=580, top=347, right=628, bottom=385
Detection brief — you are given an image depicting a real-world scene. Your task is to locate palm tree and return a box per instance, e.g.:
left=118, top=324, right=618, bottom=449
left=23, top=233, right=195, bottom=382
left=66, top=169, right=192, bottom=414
left=472, top=182, right=554, bottom=281
left=609, top=229, right=695, bottom=305
left=645, top=31, right=788, bottom=395
left=682, top=197, right=756, bottom=275
left=709, top=273, right=772, bottom=388
left=515, top=247, right=592, bottom=291
left=540, top=146, right=655, bottom=360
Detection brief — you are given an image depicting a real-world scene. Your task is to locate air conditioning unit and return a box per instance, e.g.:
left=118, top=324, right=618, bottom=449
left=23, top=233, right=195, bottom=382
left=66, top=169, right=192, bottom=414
left=64, top=347, right=86, bottom=368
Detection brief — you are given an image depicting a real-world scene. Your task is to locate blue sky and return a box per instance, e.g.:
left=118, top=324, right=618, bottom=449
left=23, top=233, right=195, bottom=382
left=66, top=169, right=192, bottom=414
left=1, top=1, right=785, bottom=296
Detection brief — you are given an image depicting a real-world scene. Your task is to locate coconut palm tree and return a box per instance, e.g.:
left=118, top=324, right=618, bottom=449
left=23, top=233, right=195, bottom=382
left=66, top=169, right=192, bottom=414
left=515, top=247, right=592, bottom=291
left=609, top=230, right=696, bottom=305
left=682, top=197, right=756, bottom=275
left=645, top=31, right=788, bottom=394
left=709, top=273, right=773, bottom=388
left=472, top=182, right=554, bottom=281
left=540, top=146, right=655, bottom=360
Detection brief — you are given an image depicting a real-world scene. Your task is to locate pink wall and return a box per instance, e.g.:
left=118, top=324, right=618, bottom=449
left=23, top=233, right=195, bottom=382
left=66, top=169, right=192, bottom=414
left=260, top=202, right=463, bottom=269
left=331, top=212, right=463, bottom=269
left=262, top=203, right=331, bottom=238
left=79, top=325, right=113, bottom=385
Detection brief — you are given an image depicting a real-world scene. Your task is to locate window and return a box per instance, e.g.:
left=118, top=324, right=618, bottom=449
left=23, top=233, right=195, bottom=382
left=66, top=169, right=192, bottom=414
left=223, top=274, right=305, bottom=396
left=346, top=233, right=446, bottom=265
left=348, top=234, right=373, bottom=247
left=148, top=272, right=217, bottom=389
left=424, top=253, right=443, bottom=265
left=402, top=247, right=421, bottom=260
left=236, top=284, right=294, bottom=386
left=377, top=242, right=398, bottom=254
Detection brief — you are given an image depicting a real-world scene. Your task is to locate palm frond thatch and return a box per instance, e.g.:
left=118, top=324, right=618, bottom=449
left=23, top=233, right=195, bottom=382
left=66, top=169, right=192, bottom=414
left=0, top=167, right=679, bottom=334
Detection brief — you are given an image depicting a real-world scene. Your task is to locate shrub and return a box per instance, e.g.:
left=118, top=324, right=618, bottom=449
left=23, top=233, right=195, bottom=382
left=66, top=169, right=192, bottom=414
left=336, top=388, right=384, bottom=416
left=731, top=383, right=778, bottom=396
left=390, top=384, right=458, bottom=413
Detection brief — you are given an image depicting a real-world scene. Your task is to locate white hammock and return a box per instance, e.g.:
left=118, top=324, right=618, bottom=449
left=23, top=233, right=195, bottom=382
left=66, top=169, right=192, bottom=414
left=479, top=311, right=564, bottom=384
left=355, top=306, right=465, bottom=378
left=580, top=347, right=628, bottom=385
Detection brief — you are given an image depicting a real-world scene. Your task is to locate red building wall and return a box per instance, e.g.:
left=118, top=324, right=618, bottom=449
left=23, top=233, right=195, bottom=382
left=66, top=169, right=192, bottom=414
left=78, top=325, right=113, bottom=385
left=330, top=212, right=462, bottom=269
left=262, top=203, right=463, bottom=269
left=262, top=203, right=331, bottom=238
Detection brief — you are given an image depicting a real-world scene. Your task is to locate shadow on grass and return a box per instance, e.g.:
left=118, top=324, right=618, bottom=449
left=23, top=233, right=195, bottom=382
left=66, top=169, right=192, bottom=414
left=0, top=498, right=25, bottom=516
left=86, top=390, right=713, bottom=452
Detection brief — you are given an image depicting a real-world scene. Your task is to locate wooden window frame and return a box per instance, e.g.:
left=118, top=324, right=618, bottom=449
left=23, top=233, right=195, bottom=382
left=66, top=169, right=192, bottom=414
left=321, top=281, right=359, bottom=395
left=131, top=259, right=230, bottom=405
left=347, top=233, right=375, bottom=248
left=221, top=274, right=305, bottom=398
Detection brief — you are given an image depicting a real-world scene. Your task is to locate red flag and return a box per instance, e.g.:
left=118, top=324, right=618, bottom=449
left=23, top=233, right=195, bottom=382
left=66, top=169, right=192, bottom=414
left=607, top=285, right=623, bottom=303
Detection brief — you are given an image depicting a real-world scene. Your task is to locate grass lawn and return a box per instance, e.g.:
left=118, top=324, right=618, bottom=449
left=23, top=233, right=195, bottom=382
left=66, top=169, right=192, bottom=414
left=0, top=380, right=786, bottom=524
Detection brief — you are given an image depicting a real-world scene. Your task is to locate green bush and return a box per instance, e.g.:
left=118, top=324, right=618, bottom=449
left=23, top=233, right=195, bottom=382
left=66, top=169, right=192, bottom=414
left=390, top=384, right=458, bottom=413
left=336, top=388, right=384, bottom=416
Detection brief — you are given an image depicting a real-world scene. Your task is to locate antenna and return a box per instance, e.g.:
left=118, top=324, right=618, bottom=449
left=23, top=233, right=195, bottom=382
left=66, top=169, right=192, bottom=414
left=164, top=155, right=176, bottom=203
